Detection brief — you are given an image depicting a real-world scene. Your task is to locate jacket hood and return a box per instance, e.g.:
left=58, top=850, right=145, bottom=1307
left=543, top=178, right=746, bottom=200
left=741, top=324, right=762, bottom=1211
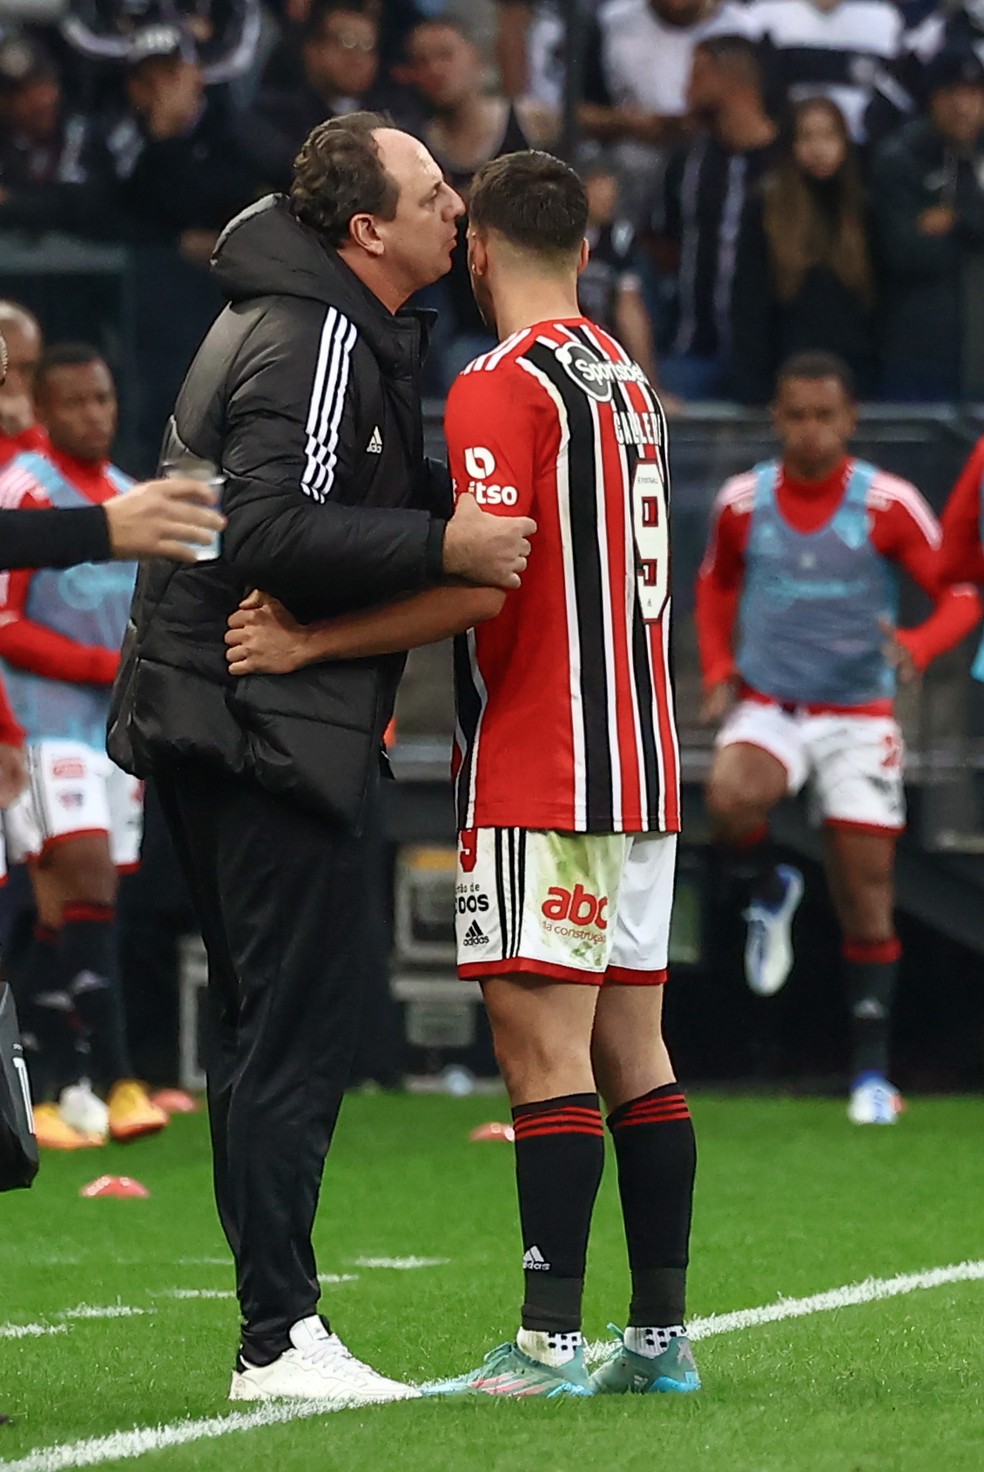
left=211, top=194, right=433, bottom=371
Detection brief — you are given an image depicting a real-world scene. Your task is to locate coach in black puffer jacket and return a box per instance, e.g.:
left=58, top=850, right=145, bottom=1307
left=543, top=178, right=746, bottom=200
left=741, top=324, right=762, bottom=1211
left=108, top=190, right=450, bottom=829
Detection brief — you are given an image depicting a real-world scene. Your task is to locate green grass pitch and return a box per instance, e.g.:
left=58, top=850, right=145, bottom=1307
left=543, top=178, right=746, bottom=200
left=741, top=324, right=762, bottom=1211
left=1, top=1092, right=983, bottom=1472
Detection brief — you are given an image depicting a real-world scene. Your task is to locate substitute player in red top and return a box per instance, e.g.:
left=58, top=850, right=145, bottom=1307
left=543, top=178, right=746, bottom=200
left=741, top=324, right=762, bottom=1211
left=939, top=436, right=984, bottom=679
left=698, top=351, right=981, bottom=1126
left=225, top=150, right=699, bottom=1400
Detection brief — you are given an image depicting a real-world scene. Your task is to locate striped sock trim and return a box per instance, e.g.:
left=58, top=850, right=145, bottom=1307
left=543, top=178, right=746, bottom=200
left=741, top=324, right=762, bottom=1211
left=608, top=1085, right=691, bottom=1131
left=512, top=1094, right=604, bottom=1141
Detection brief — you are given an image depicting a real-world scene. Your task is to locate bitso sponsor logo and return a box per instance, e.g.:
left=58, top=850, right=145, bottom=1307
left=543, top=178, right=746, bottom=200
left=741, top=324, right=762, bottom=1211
left=541, top=884, right=608, bottom=930
left=462, top=448, right=519, bottom=507
left=58, top=791, right=86, bottom=810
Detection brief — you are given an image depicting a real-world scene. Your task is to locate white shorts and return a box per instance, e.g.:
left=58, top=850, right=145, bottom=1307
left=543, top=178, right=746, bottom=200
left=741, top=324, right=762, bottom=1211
left=716, top=700, right=906, bottom=833
left=4, top=740, right=144, bottom=870
left=455, top=828, right=678, bottom=985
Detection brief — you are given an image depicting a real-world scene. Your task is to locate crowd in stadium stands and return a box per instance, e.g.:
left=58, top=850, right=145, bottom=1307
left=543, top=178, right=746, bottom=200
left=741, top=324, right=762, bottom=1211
left=3, top=1, right=984, bottom=404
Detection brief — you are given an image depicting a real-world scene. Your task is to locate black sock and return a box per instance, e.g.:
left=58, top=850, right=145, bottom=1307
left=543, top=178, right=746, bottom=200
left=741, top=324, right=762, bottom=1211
left=715, top=824, right=784, bottom=905
left=62, top=903, right=131, bottom=1090
left=607, top=1083, right=696, bottom=1327
left=20, top=924, right=78, bottom=1100
left=844, top=938, right=900, bottom=1078
left=511, top=1093, right=605, bottom=1333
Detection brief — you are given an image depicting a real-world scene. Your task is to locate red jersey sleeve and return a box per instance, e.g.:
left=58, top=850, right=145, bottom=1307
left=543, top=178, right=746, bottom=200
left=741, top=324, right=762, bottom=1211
left=0, top=465, right=119, bottom=685
left=869, top=475, right=982, bottom=670
left=695, top=476, right=752, bottom=688
left=939, top=440, right=984, bottom=586
left=444, top=359, right=542, bottom=520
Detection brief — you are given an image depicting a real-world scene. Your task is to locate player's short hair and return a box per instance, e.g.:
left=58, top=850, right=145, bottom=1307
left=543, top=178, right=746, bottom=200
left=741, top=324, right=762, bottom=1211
left=774, top=351, right=857, bottom=401
left=694, top=34, right=763, bottom=92
left=406, top=15, right=474, bottom=47
left=0, top=299, right=40, bottom=336
left=468, top=151, right=588, bottom=263
left=35, top=342, right=107, bottom=394
left=290, top=111, right=398, bottom=247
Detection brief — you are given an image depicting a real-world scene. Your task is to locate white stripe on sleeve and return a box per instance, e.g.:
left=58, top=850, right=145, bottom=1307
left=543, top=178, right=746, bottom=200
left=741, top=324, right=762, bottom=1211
left=301, top=307, right=358, bottom=503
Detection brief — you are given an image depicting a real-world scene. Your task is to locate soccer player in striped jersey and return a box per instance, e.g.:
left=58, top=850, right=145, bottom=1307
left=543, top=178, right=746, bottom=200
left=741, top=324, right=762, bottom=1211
left=698, top=351, right=981, bottom=1124
left=225, top=150, right=699, bottom=1400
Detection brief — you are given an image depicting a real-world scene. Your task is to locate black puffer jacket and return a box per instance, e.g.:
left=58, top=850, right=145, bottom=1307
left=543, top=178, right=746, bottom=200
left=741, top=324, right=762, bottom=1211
left=108, top=194, right=449, bottom=829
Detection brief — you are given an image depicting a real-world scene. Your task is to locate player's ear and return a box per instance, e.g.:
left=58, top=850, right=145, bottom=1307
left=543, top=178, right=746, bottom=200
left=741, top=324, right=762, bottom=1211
left=349, top=212, right=385, bottom=257
left=576, top=237, right=590, bottom=275
left=468, top=229, right=489, bottom=277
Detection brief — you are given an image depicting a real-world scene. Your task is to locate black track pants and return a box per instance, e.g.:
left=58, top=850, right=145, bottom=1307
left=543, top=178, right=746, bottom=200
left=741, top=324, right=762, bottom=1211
left=157, top=759, right=368, bottom=1363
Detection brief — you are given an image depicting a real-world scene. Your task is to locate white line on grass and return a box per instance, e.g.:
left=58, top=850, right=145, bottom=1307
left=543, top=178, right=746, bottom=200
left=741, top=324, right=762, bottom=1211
left=586, top=1258, right=984, bottom=1357
left=1, top=1402, right=331, bottom=1472
left=350, top=1257, right=450, bottom=1269
left=0, top=1324, right=67, bottom=1340
left=59, top=1308, right=149, bottom=1322
left=8, top=1259, right=984, bottom=1472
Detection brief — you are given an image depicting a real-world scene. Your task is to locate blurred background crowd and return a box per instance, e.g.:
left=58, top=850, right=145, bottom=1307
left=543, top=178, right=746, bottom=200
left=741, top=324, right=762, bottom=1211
left=6, top=0, right=984, bottom=452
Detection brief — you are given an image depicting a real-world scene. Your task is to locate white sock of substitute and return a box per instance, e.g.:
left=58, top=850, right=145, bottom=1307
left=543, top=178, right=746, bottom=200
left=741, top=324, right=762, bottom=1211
left=624, top=1325, right=686, bottom=1358
left=516, top=1328, right=582, bottom=1367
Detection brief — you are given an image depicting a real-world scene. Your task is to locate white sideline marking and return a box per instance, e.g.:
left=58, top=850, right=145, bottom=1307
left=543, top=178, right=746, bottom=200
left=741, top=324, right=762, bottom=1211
left=587, top=1258, right=984, bottom=1358
left=318, top=1274, right=359, bottom=1285
left=8, top=1260, right=984, bottom=1471
left=0, top=1324, right=67, bottom=1340
left=1, top=1402, right=331, bottom=1472
left=60, top=1307, right=149, bottom=1322
left=350, top=1257, right=449, bottom=1270
left=176, top=1258, right=229, bottom=1268
left=159, top=1291, right=232, bottom=1301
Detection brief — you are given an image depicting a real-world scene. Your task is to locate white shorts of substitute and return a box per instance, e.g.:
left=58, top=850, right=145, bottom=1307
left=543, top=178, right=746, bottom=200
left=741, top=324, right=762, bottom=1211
left=455, top=828, right=678, bottom=985
left=716, top=700, right=906, bottom=834
left=3, top=740, right=144, bottom=872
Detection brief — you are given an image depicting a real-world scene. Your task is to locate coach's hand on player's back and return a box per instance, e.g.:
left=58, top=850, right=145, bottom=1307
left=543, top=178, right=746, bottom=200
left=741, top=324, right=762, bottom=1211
left=105, top=478, right=226, bottom=563
left=442, top=492, right=536, bottom=590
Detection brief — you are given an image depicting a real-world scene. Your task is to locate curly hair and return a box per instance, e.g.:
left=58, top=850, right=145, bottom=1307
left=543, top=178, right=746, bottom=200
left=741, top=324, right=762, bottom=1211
left=289, top=111, right=399, bottom=247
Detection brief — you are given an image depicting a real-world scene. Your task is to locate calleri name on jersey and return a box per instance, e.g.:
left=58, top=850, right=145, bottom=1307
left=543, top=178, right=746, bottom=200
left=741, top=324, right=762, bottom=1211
left=445, top=318, right=680, bottom=835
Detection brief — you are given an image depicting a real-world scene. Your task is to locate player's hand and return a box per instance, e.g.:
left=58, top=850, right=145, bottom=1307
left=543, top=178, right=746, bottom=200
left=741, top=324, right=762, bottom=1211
left=225, top=591, right=306, bottom=675
left=105, top=478, right=225, bottom=562
left=879, top=618, right=919, bottom=684
left=700, top=679, right=736, bottom=725
left=0, top=742, right=28, bottom=808
left=442, top=493, right=536, bottom=591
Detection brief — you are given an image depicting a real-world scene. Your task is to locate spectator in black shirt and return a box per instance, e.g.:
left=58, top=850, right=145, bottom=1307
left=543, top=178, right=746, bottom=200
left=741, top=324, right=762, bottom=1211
left=650, top=34, right=779, bottom=399
left=732, top=96, right=876, bottom=403
left=60, top=0, right=262, bottom=87
left=578, top=154, right=673, bottom=401
left=244, top=1, right=412, bottom=191
left=0, top=35, right=122, bottom=239
left=870, top=48, right=984, bottom=401
left=113, top=24, right=260, bottom=250
left=868, top=1, right=984, bottom=143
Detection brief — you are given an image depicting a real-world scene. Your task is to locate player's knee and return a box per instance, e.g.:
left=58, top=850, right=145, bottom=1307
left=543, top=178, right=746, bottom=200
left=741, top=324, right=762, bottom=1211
left=492, top=1030, right=589, bottom=1101
left=705, top=773, right=760, bottom=834
left=47, top=845, right=116, bottom=906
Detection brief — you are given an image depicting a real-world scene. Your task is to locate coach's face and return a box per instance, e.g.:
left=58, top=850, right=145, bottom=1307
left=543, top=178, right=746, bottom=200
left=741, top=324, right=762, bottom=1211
left=372, top=129, right=464, bottom=293
left=772, top=375, right=856, bottom=480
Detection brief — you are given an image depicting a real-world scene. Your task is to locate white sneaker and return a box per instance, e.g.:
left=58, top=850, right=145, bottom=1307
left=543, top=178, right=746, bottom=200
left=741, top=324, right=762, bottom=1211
left=848, top=1074, right=902, bottom=1126
left=743, top=865, right=805, bottom=996
left=229, top=1315, right=420, bottom=1404
left=59, top=1081, right=110, bottom=1141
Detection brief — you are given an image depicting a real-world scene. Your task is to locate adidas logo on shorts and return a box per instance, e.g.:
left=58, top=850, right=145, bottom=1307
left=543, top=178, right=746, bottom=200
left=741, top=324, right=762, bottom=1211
left=462, top=919, right=488, bottom=947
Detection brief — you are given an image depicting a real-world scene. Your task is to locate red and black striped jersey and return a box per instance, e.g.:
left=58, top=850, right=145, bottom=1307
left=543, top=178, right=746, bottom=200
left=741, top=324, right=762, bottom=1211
left=446, top=317, right=680, bottom=835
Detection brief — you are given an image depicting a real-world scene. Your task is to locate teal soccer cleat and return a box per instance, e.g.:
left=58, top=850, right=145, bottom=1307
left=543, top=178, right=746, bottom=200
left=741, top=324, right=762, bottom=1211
left=590, top=1327, right=701, bottom=1394
left=424, top=1341, right=593, bottom=1398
